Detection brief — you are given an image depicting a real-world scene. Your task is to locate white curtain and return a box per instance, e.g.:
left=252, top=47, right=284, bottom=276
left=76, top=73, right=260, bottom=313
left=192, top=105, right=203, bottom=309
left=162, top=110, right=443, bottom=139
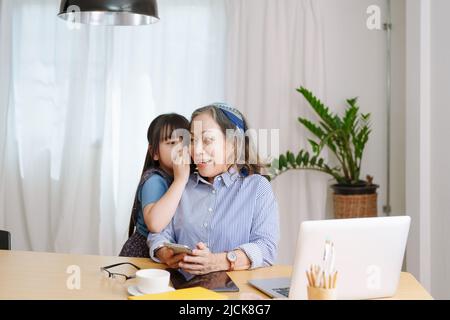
left=224, top=0, right=328, bottom=264
left=0, top=0, right=226, bottom=255
left=0, top=0, right=326, bottom=263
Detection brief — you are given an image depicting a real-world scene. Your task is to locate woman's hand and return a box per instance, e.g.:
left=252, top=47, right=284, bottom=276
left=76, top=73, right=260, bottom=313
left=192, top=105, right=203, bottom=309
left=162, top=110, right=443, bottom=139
left=179, top=242, right=228, bottom=275
left=155, top=247, right=186, bottom=269
left=172, top=145, right=191, bottom=184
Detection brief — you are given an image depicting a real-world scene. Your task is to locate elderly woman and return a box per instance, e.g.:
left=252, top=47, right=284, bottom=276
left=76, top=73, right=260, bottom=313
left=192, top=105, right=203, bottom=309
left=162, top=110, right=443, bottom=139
left=148, top=103, right=279, bottom=275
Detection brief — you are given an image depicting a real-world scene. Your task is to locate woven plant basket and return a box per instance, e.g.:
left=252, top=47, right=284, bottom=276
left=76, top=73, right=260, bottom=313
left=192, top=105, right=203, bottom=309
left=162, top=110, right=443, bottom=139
left=333, top=193, right=378, bottom=219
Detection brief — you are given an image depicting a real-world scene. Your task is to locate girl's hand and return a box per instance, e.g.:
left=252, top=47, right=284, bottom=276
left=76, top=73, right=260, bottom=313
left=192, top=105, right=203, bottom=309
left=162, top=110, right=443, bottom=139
left=179, top=242, right=228, bottom=275
left=172, top=145, right=191, bottom=184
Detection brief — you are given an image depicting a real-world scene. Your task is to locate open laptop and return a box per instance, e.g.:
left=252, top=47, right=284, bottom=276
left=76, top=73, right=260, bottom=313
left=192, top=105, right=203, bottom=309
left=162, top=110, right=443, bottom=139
left=249, top=216, right=411, bottom=300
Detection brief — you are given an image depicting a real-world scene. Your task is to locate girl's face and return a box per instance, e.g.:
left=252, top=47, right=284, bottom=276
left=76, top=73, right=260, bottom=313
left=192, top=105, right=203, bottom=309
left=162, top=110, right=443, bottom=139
left=190, top=112, right=233, bottom=181
left=153, top=137, right=181, bottom=175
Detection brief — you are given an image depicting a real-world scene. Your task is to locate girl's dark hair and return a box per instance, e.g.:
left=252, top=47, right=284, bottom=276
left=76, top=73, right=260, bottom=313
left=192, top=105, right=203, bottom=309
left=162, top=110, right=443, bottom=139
left=191, top=105, right=266, bottom=176
left=141, top=113, right=190, bottom=175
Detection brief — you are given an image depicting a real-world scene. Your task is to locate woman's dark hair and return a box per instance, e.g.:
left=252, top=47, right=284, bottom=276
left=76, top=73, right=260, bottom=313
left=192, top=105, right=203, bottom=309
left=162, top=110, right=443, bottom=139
left=191, top=105, right=266, bottom=176
left=141, top=113, right=190, bottom=175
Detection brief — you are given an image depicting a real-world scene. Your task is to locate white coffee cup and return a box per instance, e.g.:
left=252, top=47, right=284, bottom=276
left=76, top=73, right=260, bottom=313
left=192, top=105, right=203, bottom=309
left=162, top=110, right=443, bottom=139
left=135, top=269, right=170, bottom=294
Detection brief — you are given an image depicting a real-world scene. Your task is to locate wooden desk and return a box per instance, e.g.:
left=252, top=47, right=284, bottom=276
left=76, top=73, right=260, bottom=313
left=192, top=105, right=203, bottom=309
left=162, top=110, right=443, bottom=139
left=0, top=250, right=433, bottom=300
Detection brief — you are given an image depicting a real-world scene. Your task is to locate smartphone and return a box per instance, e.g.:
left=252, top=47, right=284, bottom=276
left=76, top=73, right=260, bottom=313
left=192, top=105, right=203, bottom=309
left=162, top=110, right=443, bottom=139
left=163, top=242, right=193, bottom=255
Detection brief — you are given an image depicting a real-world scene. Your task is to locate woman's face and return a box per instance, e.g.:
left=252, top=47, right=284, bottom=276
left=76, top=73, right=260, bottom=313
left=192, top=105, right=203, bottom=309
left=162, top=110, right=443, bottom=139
left=190, top=112, right=232, bottom=180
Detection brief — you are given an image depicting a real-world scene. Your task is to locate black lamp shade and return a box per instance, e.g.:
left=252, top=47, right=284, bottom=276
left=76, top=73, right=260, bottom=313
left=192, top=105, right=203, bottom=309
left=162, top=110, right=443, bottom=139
left=58, top=0, right=159, bottom=26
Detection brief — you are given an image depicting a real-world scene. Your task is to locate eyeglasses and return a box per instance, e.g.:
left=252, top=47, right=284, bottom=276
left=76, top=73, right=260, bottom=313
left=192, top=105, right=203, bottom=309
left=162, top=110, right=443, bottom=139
left=100, top=262, right=141, bottom=282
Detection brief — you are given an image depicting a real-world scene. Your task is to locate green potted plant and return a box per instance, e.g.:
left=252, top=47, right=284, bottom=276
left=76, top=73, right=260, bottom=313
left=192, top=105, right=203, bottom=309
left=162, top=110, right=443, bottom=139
left=268, top=87, right=379, bottom=218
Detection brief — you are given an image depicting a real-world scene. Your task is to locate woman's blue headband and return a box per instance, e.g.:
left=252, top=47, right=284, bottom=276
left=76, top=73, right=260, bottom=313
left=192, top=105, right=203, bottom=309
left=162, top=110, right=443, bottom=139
left=212, top=103, right=245, bottom=131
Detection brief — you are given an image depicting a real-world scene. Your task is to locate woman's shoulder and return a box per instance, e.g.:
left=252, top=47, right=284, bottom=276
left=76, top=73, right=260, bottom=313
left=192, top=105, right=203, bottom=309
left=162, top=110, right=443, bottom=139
left=241, top=174, right=273, bottom=196
left=242, top=173, right=269, bottom=183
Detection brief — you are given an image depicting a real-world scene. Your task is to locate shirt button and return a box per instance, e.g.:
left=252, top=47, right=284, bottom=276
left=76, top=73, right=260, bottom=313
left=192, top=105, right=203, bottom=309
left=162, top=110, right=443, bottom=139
left=203, top=222, right=208, bottom=228
left=208, top=208, right=213, bottom=213
left=218, top=177, right=222, bottom=181
left=212, top=190, right=216, bottom=194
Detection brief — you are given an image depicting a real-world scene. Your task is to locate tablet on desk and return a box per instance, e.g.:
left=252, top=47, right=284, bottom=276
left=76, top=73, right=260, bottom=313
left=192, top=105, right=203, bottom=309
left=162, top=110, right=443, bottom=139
left=167, top=268, right=240, bottom=292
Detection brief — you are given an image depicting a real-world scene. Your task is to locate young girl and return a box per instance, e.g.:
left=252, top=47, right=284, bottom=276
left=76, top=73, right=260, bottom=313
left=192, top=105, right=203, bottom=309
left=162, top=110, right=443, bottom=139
left=119, top=113, right=191, bottom=258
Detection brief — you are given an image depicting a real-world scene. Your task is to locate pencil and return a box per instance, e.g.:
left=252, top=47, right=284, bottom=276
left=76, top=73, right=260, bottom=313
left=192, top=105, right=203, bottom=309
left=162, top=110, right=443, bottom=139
left=315, top=265, right=320, bottom=287
left=311, top=270, right=316, bottom=287
left=306, top=270, right=312, bottom=287
left=332, top=271, right=338, bottom=288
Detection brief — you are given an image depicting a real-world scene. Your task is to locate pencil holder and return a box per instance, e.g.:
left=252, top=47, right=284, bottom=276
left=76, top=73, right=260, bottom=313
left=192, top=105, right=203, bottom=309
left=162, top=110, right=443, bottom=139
left=307, top=286, right=337, bottom=300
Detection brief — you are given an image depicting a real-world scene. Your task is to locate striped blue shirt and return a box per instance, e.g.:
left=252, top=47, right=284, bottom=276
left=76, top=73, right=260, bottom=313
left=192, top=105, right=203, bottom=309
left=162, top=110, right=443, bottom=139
left=147, top=168, right=279, bottom=269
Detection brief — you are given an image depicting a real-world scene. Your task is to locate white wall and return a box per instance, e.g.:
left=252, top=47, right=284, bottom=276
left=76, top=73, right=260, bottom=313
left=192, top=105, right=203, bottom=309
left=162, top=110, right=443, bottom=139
left=391, top=0, right=406, bottom=218
left=405, top=0, right=431, bottom=291
left=319, top=0, right=405, bottom=217
left=430, top=0, right=450, bottom=300
left=406, top=0, right=450, bottom=299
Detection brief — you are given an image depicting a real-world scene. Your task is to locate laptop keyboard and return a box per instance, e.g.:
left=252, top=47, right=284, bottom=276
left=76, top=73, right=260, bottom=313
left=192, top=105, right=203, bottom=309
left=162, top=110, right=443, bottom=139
left=273, top=287, right=290, bottom=297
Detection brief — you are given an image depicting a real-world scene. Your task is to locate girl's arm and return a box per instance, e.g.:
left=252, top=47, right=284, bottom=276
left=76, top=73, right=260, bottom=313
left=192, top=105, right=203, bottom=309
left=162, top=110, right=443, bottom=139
left=143, top=177, right=187, bottom=233
left=144, top=148, right=191, bottom=233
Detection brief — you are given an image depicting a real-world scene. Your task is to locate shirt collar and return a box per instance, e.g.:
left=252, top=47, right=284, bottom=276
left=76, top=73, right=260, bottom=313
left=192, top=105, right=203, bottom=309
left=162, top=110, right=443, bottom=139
left=191, top=166, right=240, bottom=188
